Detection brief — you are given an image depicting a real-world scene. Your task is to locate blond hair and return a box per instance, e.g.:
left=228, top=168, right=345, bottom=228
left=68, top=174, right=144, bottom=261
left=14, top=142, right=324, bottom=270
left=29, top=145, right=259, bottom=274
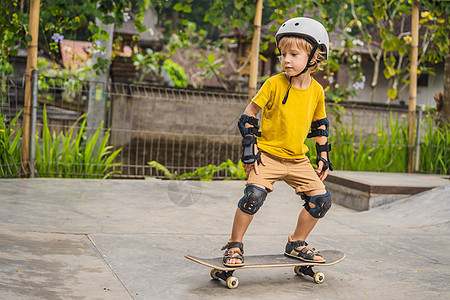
left=278, top=36, right=327, bottom=73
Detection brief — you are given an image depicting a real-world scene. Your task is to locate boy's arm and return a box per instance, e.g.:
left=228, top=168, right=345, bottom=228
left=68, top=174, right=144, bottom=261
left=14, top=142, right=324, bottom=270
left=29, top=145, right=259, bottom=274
left=243, top=101, right=262, bottom=117
left=312, top=118, right=331, bottom=181
left=240, top=102, right=265, bottom=174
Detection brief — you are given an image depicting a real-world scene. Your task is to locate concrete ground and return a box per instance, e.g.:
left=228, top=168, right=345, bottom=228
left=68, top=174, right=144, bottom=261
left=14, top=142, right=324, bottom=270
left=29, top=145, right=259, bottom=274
left=0, top=177, right=449, bottom=300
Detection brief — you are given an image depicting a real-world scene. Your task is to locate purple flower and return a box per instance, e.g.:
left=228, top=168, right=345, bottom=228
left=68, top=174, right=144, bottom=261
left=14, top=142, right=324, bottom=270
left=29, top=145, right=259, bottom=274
left=353, top=76, right=366, bottom=90
left=93, top=41, right=104, bottom=55
left=124, top=12, right=131, bottom=22
left=328, top=76, right=334, bottom=84
left=51, top=33, right=64, bottom=43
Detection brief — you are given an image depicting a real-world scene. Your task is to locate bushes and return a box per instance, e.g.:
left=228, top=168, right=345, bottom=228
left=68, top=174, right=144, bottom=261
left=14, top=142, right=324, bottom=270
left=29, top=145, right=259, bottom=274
left=0, top=109, right=22, bottom=177
left=2, top=107, right=448, bottom=179
left=307, top=113, right=448, bottom=175
left=419, top=116, right=449, bottom=174
left=0, top=106, right=121, bottom=178
left=151, top=113, right=449, bottom=179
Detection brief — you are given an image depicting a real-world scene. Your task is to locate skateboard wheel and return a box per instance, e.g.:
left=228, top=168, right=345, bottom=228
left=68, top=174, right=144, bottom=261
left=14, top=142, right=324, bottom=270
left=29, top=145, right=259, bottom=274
left=226, top=276, right=239, bottom=289
left=210, top=269, right=221, bottom=280
left=314, top=272, right=325, bottom=284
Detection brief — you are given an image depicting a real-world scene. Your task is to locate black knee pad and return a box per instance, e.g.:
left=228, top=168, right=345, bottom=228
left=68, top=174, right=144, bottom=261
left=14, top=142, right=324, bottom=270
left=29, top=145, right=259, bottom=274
left=238, top=184, right=267, bottom=215
left=301, top=191, right=332, bottom=218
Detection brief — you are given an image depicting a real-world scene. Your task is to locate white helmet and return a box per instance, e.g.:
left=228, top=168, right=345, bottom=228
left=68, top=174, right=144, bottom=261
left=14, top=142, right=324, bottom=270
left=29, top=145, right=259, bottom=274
left=276, top=17, right=329, bottom=60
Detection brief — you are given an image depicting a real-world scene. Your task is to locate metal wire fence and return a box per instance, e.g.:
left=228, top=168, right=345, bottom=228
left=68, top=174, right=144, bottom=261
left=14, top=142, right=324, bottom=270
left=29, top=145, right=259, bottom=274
left=1, top=74, right=448, bottom=179
left=107, top=82, right=247, bottom=178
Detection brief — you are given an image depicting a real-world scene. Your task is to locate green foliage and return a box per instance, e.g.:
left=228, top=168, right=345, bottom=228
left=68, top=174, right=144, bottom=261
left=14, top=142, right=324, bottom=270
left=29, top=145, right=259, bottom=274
left=133, top=48, right=167, bottom=78
left=196, top=53, right=223, bottom=80
left=163, top=59, right=188, bottom=88
left=307, top=110, right=448, bottom=175
left=219, top=159, right=247, bottom=179
left=148, top=159, right=246, bottom=180
left=324, top=29, right=364, bottom=102
left=0, top=1, right=29, bottom=75
left=1, top=0, right=149, bottom=74
left=0, top=109, right=23, bottom=177
left=34, top=105, right=122, bottom=178
left=164, top=21, right=229, bottom=89
left=37, top=59, right=92, bottom=102
left=347, top=0, right=450, bottom=102
left=328, top=114, right=409, bottom=172
left=419, top=115, right=450, bottom=175
left=132, top=49, right=188, bottom=87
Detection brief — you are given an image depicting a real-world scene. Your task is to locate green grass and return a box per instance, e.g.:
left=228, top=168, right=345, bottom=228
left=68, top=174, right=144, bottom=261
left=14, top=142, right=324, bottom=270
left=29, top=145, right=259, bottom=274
left=35, top=105, right=122, bottom=178
left=419, top=116, right=449, bottom=174
left=0, top=108, right=23, bottom=177
left=307, top=113, right=448, bottom=175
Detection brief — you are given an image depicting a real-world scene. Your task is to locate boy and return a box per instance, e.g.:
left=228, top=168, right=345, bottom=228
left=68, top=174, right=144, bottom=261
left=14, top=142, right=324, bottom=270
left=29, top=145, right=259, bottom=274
left=222, top=17, right=333, bottom=266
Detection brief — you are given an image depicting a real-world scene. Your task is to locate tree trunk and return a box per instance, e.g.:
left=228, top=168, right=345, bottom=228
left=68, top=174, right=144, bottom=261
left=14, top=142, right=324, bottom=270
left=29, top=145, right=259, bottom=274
left=370, top=49, right=382, bottom=103
left=408, top=1, right=419, bottom=173
left=248, top=0, right=263, bottom=101
left=21, top=0, right=40, bottom=177
left=442, top=53, right=450, bottom=125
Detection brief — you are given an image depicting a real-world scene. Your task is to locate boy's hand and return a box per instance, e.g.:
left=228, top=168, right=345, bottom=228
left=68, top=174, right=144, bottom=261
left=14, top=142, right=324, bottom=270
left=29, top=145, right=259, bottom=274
left=244, top=156, right=266, bottom=175
left=316, top=160, right=329, bottom=181
left=244, top=145, right=266, bottom=175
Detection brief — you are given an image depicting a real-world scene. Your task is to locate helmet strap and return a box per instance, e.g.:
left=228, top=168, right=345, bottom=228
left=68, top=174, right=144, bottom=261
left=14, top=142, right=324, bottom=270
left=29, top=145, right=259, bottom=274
left=282, top=44, right=318, bottom=105
left=282, top=76, right=293, bottom=104
left=296, top=44, right=318, bottom=76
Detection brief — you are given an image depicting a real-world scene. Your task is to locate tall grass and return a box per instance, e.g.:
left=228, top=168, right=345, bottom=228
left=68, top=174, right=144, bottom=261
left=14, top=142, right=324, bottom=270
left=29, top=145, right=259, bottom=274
left=307, top=113, right=448, bottom=175
left=419, top=116, right=450, bottom=174
left=148, top=159, right=246, bottom=180
left=35, top=105, right=122, bottom=178
left=0, top=109, right=23, bottom=177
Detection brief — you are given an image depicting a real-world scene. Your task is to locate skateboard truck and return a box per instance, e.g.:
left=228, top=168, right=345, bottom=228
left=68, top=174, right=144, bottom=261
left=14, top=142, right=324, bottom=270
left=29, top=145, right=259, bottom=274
left=210, top=269, right=239, bottom=289
left=210, top=265, right=324, bottom=288
left=294, top=265, right=325, bottom=284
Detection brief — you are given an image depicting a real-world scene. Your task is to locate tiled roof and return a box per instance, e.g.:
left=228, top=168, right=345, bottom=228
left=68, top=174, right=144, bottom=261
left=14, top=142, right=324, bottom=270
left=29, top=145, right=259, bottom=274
left=60, top=40, right=92, bottom=70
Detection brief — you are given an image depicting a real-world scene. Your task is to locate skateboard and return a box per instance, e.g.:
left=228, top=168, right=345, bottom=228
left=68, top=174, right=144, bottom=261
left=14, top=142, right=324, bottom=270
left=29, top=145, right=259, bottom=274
left=185, top=250, right=345, bottom=289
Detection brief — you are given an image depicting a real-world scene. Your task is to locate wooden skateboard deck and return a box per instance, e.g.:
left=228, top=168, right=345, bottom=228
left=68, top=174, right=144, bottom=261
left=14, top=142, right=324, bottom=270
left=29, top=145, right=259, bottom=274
left=185, top=250, right=345, bottom=288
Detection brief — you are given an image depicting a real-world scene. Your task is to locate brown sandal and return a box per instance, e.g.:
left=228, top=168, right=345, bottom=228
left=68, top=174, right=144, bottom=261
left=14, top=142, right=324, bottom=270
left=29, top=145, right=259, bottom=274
left=284, top=236, right=326, bottom=263
left=222, top=242, right=245, bottom=267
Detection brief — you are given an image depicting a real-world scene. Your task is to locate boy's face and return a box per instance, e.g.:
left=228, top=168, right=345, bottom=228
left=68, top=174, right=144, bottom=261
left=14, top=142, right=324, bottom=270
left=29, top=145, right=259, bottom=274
left=279, top=44, right=309, bottom=76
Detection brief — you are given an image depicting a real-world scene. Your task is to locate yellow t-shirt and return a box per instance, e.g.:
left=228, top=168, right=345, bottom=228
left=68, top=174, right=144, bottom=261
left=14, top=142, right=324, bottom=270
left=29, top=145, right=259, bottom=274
left=252, top=73, right=326, bottom=159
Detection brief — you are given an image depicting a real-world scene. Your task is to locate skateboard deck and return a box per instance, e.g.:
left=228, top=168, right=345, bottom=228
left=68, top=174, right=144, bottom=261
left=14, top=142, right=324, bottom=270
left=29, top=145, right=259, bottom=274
left=185, top=250, right=345, bottom=288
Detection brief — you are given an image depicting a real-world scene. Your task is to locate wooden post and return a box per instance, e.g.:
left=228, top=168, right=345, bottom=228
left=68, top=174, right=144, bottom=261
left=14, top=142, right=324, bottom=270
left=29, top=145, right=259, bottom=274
left=248, top=0, right=263, bottom=101
left=407, top=1, right=419, bottom=173
left=21, top=0, right=40, bottom=177
left=442, top=54, right=450, bottom=125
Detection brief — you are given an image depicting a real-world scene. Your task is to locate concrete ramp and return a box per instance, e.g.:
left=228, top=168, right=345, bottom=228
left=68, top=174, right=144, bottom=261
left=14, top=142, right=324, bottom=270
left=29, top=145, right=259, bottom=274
left=359, top=184, right=450, bottom=229
left=326, top=171, right=449, bottom=211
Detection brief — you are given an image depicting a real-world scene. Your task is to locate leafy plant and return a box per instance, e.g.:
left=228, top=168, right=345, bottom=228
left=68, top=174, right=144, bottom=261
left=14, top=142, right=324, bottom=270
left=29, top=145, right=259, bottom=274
left=308, top=113, right=409, bottom=172
left=0, top=108, right=23, bottom=177
left=307, top=111, right=448, bottom=175
left=163, top=59, right=188, bottom=88
left=35, top=105, right=122, bottom=178
left=148, top=159, right=246, bottom=180
left=132, top=49, right=188, bottom=87
left=37, top=59, right=92, bottom=102
left=419, top=115, right=450, bottom=174
left=219, top=159, right=247, bottom=179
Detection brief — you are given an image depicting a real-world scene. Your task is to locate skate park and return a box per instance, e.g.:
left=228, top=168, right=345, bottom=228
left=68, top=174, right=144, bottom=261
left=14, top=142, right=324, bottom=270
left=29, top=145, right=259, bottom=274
left=0, top=172, right=448, bottom=299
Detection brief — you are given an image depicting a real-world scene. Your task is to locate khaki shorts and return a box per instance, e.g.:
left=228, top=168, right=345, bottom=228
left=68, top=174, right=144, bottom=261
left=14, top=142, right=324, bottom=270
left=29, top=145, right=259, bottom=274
left=247, top=151, right=326, bottom=194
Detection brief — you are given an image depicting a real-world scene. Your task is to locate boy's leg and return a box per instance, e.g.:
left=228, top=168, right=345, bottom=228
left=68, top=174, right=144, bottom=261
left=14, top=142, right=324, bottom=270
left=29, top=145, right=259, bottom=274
left=225, top=208, right=254, bottom=265
left=225, top=183, right=267, bottom=265
left=291, top=189, right=325, bottom=241
left=289, top=189, right=328, bottom=262
left=224, top=152, right=282, bottom=265
left=283, top=157, right=330, bottom=262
